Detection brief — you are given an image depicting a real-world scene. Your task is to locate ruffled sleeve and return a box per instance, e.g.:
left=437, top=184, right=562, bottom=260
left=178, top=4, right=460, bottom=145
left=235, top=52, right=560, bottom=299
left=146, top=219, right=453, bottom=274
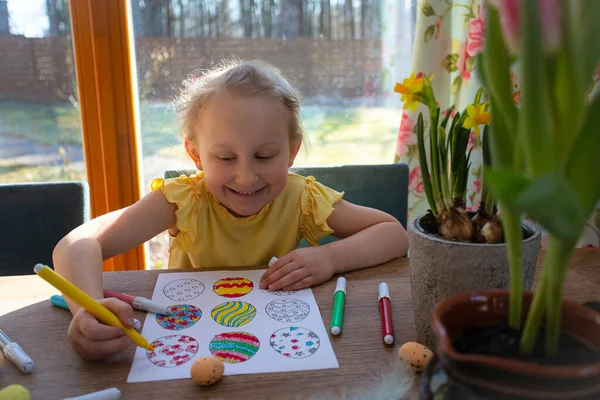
left=299, top=176, right=344, bottom=246
left=150, top=172, right=204, bottom=252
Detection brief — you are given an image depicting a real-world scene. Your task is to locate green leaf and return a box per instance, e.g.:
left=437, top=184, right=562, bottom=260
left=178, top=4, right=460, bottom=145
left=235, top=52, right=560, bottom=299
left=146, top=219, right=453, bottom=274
left=424, top=25, right=436, bottom=43
left=520, top=0, right=553, bottom=175
left=466, top=55, right=476, bottom=71
left=552, top=2, right=583, bottom=163
left=484, top=169, right=531, bottom=206
left=578, top=0, right=600, bottom=94
left=451, top=76, right=462, bottom=95
left=442, top=53, right=459, bottom=73
left=488, top=97, right=514, bottom=169
left=486, top=170, right=585, bottom=241
left=513, top=174, right=585, bottom=241
left=421, top=2, right=435, bottom=17
left=417, top=113, right=438, bottom=215
left=480, top=4, right=517, bottom=136
left=566, top=93, right=600, bottom=216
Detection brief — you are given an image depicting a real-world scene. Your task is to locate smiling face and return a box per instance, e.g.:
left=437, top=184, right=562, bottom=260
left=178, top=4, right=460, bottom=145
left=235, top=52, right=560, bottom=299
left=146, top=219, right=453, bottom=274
left=186, top=92, right=301, bottom=217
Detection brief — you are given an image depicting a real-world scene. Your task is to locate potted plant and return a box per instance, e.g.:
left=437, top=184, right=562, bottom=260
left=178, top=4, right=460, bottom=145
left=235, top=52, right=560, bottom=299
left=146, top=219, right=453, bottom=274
left=424, top=1, right=600, bottom=398
left=395, top=73, right=542, bottom=350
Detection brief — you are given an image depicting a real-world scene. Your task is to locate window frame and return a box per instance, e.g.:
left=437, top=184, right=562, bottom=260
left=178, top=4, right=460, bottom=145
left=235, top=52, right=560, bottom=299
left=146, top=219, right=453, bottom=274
left=69, top=0, right=145, bottom=271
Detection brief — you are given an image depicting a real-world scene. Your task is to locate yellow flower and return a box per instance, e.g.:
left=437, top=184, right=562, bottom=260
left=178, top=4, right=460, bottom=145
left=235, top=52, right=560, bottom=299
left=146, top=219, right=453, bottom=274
left=463, top=104, right=490, bottom=136
left=394, top=73, right=437, bottom=112
left=394, top=73, right=423, bottom=95
left=401, top=94, right=420, bottom=112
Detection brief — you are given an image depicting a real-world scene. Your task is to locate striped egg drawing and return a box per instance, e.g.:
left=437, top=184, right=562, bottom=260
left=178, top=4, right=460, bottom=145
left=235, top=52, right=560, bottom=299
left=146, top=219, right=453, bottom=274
left=212, top=277, right=254, bottom=298
left=209, top=332, right=260, bottom=364
left=211, top=301, right=257, bottom=327
left=265, top=299, right=310, bottom=323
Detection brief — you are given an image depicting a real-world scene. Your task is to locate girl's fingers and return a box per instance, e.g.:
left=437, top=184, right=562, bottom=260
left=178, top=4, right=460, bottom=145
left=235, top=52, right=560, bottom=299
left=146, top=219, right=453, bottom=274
left=268, top=268, right=309, bottom=291
left=261, top=259, right=298, bottom=289
left=72, top=332, right=131, bottom=360
left=79, top=316, right=126, bottom=341
left=281, top=276, right=315, bottom=291
left=260, top=253, right=295, bottom=285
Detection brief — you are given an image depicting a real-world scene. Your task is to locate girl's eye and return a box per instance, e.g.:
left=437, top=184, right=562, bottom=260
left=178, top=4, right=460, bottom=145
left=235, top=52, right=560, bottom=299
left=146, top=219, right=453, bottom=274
left=217, top=156, right=235, bottom=162
left=256, top=155, right=274, bottom=160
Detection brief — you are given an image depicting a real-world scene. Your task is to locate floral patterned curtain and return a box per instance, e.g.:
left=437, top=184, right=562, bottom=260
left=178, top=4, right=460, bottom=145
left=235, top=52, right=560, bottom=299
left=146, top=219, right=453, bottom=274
left=394, top=0, right=600, bottom=249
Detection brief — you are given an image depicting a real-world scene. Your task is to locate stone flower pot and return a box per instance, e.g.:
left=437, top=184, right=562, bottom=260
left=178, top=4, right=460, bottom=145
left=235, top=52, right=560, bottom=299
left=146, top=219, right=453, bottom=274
left=421, top=290, right=600, bottom=399
left=409, top=214, right=541, bottom=349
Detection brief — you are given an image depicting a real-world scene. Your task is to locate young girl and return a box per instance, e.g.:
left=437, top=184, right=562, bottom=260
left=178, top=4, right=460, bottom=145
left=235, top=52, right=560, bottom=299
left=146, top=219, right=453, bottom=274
left=53, top=59, right=408, bottom=360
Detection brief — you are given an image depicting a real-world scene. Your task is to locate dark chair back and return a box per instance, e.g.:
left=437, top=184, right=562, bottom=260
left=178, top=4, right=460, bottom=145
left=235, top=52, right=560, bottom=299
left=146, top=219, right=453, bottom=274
left=0, top=181, right=90, bottom=276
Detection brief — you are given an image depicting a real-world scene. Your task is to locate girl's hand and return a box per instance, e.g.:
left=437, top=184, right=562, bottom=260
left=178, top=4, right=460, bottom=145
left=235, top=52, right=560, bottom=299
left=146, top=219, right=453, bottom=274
left=67, top=298, right=135, bottom=360
left=259, top=246, right=335, bottom=291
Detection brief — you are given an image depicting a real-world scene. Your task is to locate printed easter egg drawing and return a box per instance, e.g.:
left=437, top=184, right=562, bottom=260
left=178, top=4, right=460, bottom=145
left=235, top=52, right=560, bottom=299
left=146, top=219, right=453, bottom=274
left=209, top=332, right=260, bottom=364
left=147, top=334, right=198, bottom=368
left=265, top=299, right=310, bottom=323
left=156, top=304, right=202, bottom=330
left=211, top=301, right=257, bottom=327
left=163, top=279, right=205, bottom=301
left=269, top=327, right=320, bottom=359
left=213, top=277, right=254, bottom=298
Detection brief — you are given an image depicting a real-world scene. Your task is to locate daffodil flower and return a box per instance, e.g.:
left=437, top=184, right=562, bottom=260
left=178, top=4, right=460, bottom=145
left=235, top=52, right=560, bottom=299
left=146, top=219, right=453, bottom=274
left=463, top=104, right=490, bottom=136
left=395, top=73, right=436, bottom=112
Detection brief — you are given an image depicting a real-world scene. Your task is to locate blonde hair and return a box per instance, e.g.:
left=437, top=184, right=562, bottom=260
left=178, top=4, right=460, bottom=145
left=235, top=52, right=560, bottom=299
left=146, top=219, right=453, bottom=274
left=172, top=59, right=307, bottom=147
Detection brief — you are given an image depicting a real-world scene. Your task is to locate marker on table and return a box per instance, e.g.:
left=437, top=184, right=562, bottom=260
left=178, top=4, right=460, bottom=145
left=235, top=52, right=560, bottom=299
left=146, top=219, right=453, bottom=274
left=50, top=295, right=141, bottom=331
left=34, top=264, right=153, bottom=351
left=103, top=289, right=170, bottom=315
left=0, top=328, right=34, bottom=373
left=330, top=277, right=346, bottom=336
left=64, top=387, right=121, bottom=400
left=378, top=282, right=395, bottom=345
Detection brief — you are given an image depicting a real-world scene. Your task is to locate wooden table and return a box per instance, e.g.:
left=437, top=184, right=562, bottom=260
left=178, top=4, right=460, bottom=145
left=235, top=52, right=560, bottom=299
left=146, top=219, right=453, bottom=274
left=1, top=249, right=599, bottom=399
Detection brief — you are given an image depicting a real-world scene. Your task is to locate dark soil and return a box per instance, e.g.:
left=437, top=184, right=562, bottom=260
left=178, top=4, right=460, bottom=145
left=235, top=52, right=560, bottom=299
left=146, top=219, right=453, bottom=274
left=453, top=323, right=600, bottom=366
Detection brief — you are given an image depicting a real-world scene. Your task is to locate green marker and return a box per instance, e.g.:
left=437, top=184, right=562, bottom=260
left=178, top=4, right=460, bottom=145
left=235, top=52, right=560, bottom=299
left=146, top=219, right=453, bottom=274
left=330, top=277, right=346, bottom=335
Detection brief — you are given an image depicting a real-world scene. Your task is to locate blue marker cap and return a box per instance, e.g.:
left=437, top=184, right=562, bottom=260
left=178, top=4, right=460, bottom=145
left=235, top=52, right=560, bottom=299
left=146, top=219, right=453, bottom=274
left=50, top=294, right=69, bottom=310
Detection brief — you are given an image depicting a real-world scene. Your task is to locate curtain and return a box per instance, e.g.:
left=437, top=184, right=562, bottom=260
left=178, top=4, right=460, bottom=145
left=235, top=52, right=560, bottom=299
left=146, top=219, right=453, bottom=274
left=394, top=0, right=600, bottom=248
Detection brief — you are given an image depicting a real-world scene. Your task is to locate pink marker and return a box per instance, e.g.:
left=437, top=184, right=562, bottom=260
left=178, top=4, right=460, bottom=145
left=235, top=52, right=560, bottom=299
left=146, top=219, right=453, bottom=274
left=103, top=289, right=170, bottom=315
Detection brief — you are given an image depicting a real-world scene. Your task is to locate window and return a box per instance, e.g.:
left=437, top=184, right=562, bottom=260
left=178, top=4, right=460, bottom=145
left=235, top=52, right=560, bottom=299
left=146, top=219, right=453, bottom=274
left=0, top=0, right=85, bottom=184
left=130, top=0, right=416, bottom=268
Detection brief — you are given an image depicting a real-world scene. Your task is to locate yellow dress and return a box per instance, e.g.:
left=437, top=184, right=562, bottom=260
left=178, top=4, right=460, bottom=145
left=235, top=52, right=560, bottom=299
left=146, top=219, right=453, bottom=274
left=150, top=171, right=344, bottom=269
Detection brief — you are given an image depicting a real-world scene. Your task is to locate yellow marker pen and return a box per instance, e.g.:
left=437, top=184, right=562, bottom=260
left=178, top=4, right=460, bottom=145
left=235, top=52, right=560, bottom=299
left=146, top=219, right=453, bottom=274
left=33, top=264, right=153, bottom=351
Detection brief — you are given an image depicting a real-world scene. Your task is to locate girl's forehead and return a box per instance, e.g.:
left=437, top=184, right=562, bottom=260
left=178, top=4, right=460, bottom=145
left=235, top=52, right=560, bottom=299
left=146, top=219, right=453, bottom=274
left=195, top=94, right=291, bottom=145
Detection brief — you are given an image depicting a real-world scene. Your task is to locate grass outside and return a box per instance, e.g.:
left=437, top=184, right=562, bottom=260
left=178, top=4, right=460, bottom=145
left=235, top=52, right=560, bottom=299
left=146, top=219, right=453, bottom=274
left=0, top=100, right=401, bottom=268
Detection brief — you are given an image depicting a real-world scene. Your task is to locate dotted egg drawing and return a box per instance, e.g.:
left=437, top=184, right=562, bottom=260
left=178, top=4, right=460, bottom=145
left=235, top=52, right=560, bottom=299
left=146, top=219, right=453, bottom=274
left=265, top=299, right=310, bottom=323
left=262, top=289, right=298, bottom=296
left=163, top=279, right=205, bottom=301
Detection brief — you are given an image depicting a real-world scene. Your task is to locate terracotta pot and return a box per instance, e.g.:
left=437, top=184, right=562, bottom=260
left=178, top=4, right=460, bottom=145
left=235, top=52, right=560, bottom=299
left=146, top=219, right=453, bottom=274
left=409, top=215, right=541, bottom=349
left=429, top=290, right=600, bottom=399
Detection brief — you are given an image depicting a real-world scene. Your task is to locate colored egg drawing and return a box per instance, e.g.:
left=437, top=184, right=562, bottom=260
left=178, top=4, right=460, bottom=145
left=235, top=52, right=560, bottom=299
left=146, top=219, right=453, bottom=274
left=209, top=332, right=260, bottom=364
left=156, top=304, right=202, bottom=330
left=270, top=327, right=320, bottom=359
left=211, top=301, right=257, bottom=327
left=147, top=334, right=199, bottom=368
left=213, top=277, right=254, bottom=298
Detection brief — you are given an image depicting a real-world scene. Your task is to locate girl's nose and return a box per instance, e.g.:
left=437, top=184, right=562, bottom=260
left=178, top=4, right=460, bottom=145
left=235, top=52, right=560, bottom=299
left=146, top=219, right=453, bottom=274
left=235, top=164, right=258, bottom=186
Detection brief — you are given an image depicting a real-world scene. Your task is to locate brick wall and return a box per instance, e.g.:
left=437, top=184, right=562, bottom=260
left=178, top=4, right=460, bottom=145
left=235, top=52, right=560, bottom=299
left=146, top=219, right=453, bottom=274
left=1, top=36, right=382, bottom=103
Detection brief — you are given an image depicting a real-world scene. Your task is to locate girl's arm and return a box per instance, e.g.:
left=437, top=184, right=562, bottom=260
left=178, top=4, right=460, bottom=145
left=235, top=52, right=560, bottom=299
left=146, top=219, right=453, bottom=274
left=260, top=200, right=408, bottom=290
left=325, top=200, right=408, bottom=273
left=53, top=189, right=177, bottom=312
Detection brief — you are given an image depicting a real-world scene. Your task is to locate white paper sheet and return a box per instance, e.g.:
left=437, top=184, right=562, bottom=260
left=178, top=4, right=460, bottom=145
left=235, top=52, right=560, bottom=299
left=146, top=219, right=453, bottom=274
left=127, top=269, right=339, bottom=383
